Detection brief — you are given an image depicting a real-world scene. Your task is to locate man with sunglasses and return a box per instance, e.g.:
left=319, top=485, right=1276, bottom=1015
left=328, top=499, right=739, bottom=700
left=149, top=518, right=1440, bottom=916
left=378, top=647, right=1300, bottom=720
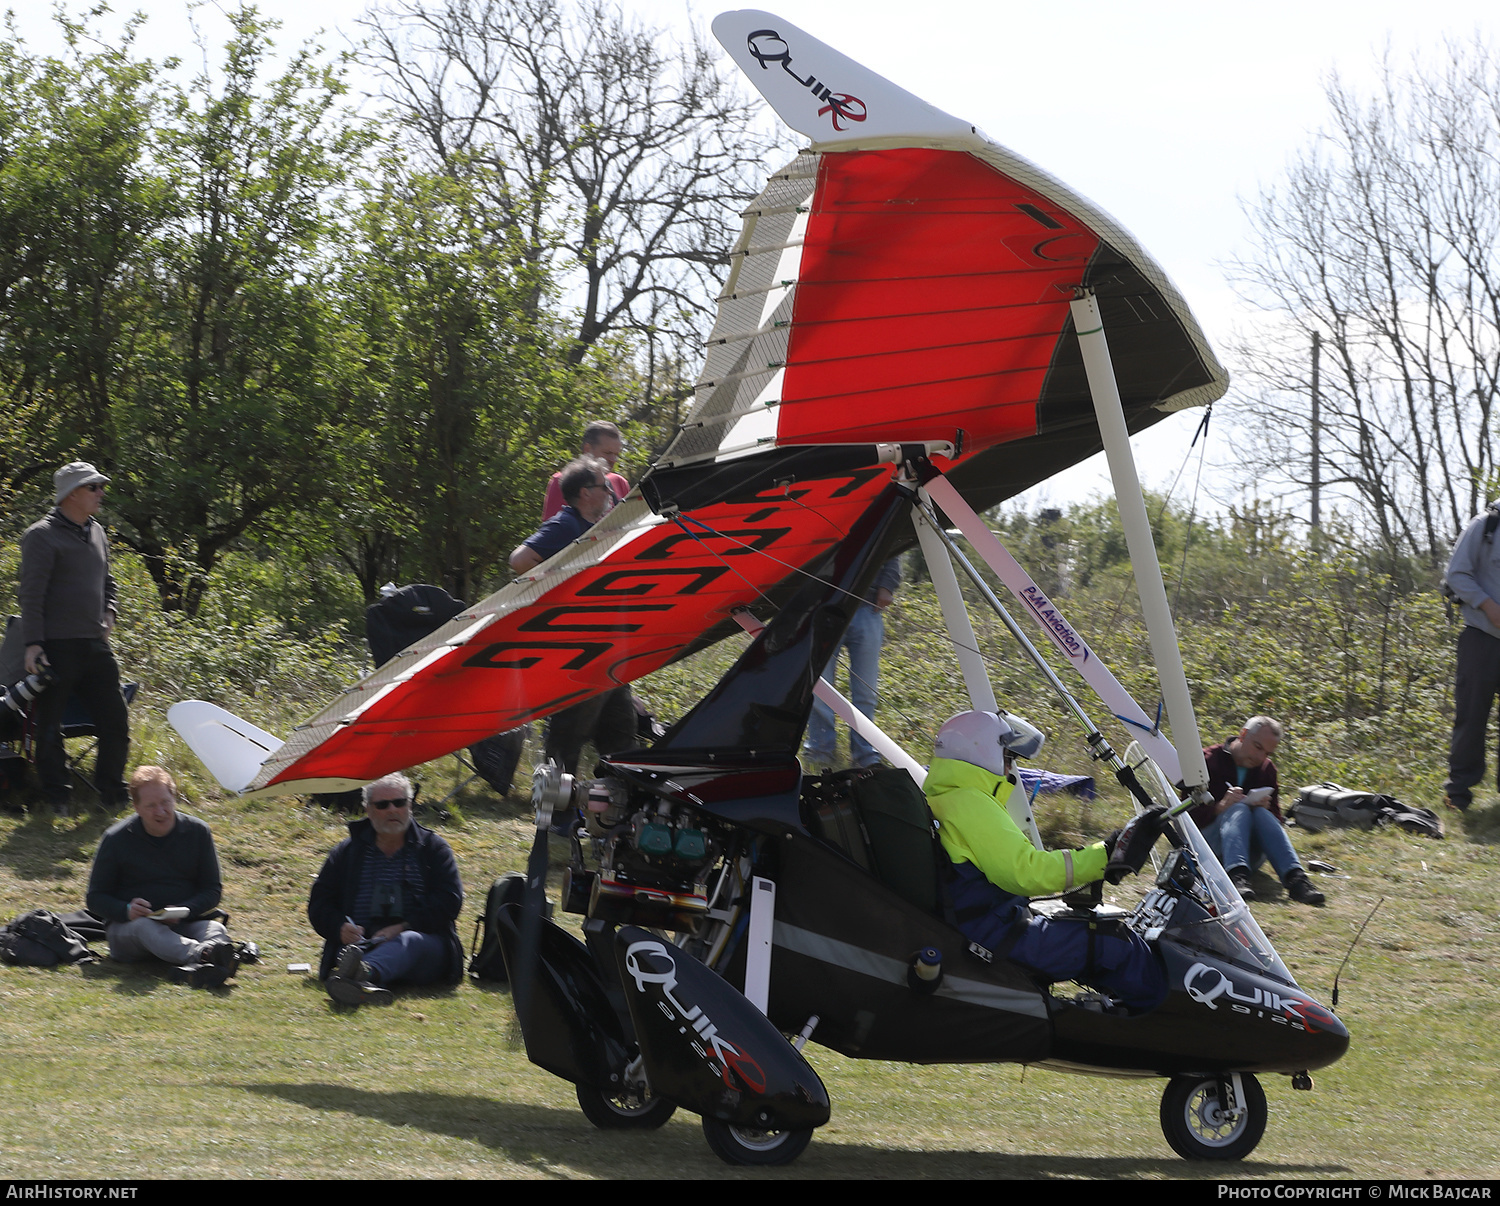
left=308, top=772, right=465, bottom=1005
left=509, top=457, right=638, bottom=774
left=509, top=456, right=616, bottom=574
left=16, top=461, right=130, bottom=815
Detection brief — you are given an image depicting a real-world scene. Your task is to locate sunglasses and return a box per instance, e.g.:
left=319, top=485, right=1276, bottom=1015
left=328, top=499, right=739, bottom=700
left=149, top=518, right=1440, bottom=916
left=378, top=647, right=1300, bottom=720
left=370, top=796, right=411, bottom=810
left=84, top=483, right=106, bottom=493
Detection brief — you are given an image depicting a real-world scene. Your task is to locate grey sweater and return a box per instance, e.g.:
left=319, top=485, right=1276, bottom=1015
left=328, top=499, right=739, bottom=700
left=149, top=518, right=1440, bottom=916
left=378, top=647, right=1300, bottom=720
left=1446, top=505, right=1500, bottom=639
left=17, top=510, right=118, bottom=645
left=86, top=812, right=223, bottom=924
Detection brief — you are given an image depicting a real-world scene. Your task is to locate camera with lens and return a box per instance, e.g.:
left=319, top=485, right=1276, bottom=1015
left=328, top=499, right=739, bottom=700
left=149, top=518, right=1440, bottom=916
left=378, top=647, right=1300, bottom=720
left=0, top=666, right=55, bottom=741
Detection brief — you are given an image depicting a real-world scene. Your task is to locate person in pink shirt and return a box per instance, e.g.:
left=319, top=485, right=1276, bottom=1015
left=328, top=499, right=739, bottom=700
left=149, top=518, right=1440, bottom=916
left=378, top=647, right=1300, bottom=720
left=541, top=421, right=628, bottom=520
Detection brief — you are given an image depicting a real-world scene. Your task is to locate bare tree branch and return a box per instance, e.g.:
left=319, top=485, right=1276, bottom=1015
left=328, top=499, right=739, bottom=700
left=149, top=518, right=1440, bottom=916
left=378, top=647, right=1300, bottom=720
left=1229, top=40, right=1500, bottom=566
left=360, top=0, right=788, bottom=427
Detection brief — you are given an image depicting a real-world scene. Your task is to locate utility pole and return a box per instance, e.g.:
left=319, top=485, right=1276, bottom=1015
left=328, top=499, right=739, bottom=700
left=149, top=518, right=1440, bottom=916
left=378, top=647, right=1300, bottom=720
left=1310, top=331, right=1322, bottom=531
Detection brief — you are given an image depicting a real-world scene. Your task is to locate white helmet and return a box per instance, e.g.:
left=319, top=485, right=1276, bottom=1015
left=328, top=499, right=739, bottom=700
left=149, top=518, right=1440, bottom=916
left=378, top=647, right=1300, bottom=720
left=932, top=710, right=1046, bottom=775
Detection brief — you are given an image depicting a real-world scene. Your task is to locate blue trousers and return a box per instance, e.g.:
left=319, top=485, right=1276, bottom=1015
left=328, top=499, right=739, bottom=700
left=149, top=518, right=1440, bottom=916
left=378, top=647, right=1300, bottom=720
left=805, top=604, right=884, bottom=768
left=946, top=861, right=1166, bottom=1012
left=361, top=930, right=449, bottom=987
left=1007, top=916, right=1168, bottom=1013
left=1202, top=802, right=1302, bottom=878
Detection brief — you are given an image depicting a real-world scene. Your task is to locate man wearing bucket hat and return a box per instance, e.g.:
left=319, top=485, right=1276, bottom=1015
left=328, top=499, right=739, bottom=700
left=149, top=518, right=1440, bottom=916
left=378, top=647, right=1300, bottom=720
left=17, top=461, right=130, bottom=815
left=925, top=709, right=1169, bottom=1013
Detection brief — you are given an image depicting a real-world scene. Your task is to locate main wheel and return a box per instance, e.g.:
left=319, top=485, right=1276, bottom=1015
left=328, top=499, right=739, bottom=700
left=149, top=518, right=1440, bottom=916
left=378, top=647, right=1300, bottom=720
left=701, top=1116, right=813, bottom=1167
left=574, top=1081, right=677, bottom=1129
left=1159, top=1073, right=1268, bottom=1160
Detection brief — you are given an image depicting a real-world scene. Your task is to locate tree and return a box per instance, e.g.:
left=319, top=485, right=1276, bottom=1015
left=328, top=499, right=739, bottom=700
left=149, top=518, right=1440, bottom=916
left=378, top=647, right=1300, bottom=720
left=0, top=9, right=169, bottom=481
left=111, top=8, right=373, bottom=614
left=360, top=0, right=779, bottom=429
left=333, top=156, right=629, bottom=602
left=0, top=7, right=371, bottom=614
left=1229, top=40, right=1500, bottom=568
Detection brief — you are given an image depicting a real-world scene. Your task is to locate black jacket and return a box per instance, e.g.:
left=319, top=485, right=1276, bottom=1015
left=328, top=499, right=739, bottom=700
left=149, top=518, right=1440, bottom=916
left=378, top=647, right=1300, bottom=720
left=307, top=817, right=464, bottom=981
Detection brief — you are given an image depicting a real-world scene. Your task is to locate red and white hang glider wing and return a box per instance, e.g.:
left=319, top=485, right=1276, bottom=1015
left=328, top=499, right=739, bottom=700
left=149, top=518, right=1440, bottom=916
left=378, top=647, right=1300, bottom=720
left=241, top=10, right=1226, bottom=796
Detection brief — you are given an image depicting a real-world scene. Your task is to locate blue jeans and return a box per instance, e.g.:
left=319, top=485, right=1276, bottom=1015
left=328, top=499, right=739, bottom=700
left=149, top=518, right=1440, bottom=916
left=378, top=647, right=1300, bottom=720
left=804, top=604, right=884, bottom=768
left=1203, top=802, right=1302, bottom=878
left=361, top=930, right=449, bottom=987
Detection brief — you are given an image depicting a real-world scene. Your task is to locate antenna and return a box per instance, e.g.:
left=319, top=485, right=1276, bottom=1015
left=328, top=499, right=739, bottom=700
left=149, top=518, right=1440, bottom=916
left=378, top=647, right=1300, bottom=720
left=1331, top=896, right=1385, bottom=1009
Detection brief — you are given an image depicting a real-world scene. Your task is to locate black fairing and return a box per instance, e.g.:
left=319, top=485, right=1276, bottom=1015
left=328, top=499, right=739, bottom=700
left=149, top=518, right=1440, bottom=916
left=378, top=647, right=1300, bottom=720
left=652, top=478, right=909, bottom=755
left=1048, top=940, right=1350, bottom=1076
left=493, top=902, right=631, bottom=1089
left=613, top=925, right=831, bottom=1129
left=761, top=835, right=1053, bottom=1063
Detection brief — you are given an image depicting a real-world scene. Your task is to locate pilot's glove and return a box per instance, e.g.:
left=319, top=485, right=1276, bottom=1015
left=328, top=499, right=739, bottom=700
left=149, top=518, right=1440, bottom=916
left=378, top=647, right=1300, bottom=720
left=1103, top=806, right=1169, bottom=885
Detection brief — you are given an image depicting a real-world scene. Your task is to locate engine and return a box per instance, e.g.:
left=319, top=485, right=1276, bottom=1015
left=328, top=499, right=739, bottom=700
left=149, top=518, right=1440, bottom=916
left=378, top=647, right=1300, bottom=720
left=533, top=763, right=723, bottom=932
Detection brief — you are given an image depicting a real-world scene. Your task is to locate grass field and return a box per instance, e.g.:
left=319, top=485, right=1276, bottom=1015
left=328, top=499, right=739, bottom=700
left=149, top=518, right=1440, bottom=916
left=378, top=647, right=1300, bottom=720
left=3, top=741, right=1498, bottom=1181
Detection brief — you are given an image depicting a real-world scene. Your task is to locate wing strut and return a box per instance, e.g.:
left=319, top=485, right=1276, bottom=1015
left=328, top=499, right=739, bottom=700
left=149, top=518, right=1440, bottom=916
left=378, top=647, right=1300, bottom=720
left=1069, top=290, right=1212, bottom=799
left=911, top=503, right=1045, bottom=848
left=916, top=472, right=1185, bottom=784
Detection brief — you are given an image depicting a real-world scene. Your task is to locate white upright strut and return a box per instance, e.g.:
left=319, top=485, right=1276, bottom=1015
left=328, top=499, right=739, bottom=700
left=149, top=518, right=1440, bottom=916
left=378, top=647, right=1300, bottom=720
left=1069, top=291, right=1211, bottom=795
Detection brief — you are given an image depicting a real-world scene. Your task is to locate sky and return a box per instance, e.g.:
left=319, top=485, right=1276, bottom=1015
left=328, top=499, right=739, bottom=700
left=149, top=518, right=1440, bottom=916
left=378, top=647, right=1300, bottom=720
left=9, top=0, right=1498, bottom=516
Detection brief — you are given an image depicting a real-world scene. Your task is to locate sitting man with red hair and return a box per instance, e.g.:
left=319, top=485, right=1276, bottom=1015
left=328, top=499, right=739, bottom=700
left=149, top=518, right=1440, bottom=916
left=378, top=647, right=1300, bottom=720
left=86, top=765, right=244, bottom=987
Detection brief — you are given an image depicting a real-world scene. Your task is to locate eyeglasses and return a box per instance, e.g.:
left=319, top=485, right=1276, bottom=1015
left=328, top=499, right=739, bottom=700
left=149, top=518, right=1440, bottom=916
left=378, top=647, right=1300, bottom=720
left=84, top=483, right=106, bottom=493
left=580, top=481, right=609, bottom=492
left=370, top=796, right=411, bottom=810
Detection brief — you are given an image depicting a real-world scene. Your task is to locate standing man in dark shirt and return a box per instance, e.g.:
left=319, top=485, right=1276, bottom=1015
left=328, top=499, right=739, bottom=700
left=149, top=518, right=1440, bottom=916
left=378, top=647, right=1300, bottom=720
left=510, top=457, right=636, bottom=774
left=1442, top=502, right=1500, bottom=812
left=85, top=765, right=240, bottom=987
left=1187, top=716, right=1325, bottom=906
left=308, top=772, right=465, bottom=1006
left=18, top=461, right=130, bottom=815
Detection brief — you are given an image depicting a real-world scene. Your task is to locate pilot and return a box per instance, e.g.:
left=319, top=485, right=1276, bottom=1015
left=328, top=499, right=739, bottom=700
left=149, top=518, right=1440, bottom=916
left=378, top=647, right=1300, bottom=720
left=925, top=710, right=1169, bottom=1013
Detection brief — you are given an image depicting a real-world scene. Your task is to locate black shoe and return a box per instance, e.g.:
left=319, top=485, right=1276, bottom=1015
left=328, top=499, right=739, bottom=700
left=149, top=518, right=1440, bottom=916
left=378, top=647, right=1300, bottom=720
left=325, top=975, right=393, bottom=1006
left=1444, top=793, right=1471, bottom=812
left=170, top=963, right=206, bottom=987
left=194, top=939, right=240, bottom=987
left=1228, top=866, right=1256, bottom=900
left=335, top=944, right=369, bottom=980
left=173, top=959, right=228, bottom=989
left=1284, top=869, right=1326, bottom=906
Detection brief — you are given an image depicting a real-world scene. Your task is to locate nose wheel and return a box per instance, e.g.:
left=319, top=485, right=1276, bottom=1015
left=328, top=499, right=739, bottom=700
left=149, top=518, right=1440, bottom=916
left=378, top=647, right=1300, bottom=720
left=701, top=1116, right=813, bottom=1166
left=1159, top=1072, right=1267, bottom=1160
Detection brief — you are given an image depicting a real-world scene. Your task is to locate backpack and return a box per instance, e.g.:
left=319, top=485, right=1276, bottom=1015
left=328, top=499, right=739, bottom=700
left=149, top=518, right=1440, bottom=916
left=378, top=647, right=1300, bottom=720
left=0, top=909, right=98, bottom=967
left=468, top=872, right=527, bottom=982
left=1290, top=783, right=1444, bottom=839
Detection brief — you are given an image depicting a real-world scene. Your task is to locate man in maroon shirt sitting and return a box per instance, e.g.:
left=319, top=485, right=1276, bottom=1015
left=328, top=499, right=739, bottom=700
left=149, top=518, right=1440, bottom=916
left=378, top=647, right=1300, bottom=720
left=1187, top=716, right=1325, bottom=906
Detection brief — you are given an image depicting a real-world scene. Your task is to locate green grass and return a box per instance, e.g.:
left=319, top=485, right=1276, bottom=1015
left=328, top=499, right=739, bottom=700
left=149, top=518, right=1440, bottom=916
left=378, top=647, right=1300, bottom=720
left=2, top=560, right=1498, bottom=1178
left=2, top=765, right=1498, bottom=1179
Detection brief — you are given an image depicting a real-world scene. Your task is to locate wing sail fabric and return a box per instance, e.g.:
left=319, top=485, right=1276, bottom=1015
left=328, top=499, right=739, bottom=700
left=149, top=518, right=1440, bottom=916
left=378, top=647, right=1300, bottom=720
left=242, top=12, right=1228, bottom=795
left=250, top=470, right=895, bottom=793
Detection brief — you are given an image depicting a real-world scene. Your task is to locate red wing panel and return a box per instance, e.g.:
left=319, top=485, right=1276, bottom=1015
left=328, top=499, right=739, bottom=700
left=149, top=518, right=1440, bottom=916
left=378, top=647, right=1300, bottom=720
left=777, top=148, right=1101, bottom=451
left=261, top=468, right=894, bottom=788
